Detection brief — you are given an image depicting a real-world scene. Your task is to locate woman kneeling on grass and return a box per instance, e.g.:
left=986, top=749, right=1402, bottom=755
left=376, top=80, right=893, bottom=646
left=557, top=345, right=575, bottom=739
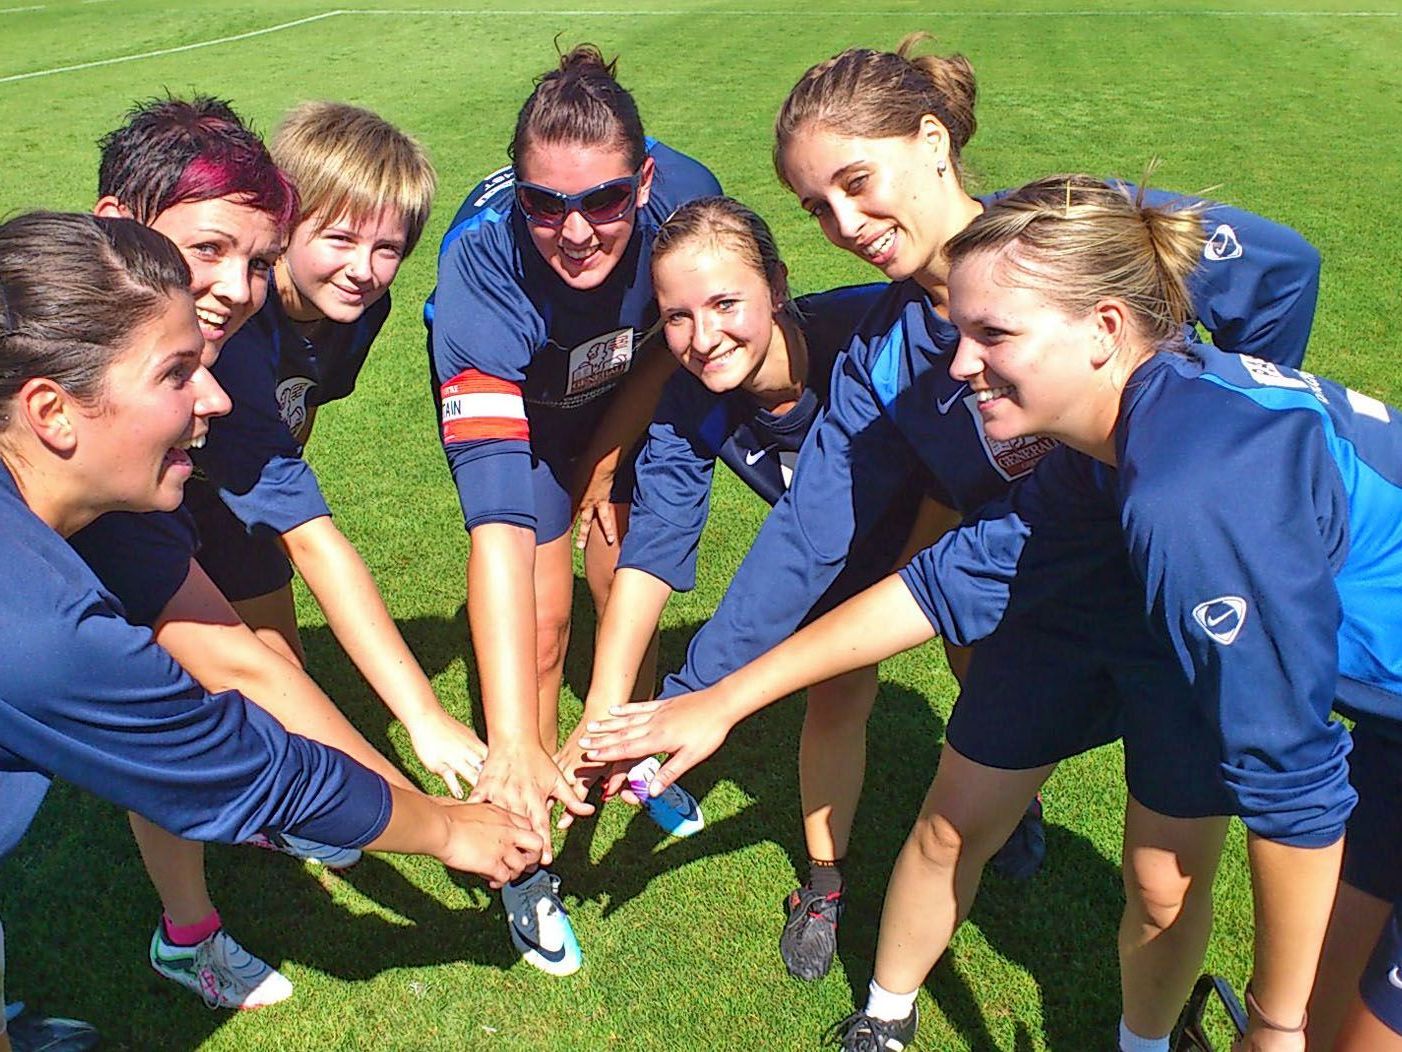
left=584, top=175, right=1399, bottom=1052
left=0, top=212, right=542, bottom=1048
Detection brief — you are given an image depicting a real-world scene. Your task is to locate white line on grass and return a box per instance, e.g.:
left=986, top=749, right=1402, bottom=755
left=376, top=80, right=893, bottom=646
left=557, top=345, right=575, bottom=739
left=4, top=5, right=1398, bottom=86
left=0, top=10, right=343, bottom=84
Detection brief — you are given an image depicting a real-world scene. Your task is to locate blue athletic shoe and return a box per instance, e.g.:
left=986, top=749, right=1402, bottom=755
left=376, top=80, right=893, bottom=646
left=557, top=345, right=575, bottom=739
left=501, top=870, right=582, bottom=977
left=628, top=757, right=705, bottom=838
left=245, top=830, right=361, bottom=870
left=3, top=1004, right=100, bottom=1052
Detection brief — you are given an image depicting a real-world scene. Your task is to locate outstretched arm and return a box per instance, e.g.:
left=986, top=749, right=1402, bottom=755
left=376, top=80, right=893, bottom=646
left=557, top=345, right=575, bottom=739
left=281, top=514, right=487, bottom=798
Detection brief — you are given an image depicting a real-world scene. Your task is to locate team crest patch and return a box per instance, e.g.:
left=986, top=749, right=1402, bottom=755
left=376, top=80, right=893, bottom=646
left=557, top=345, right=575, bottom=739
left=563, top=327, right=635, bottom=405
left=277, top=376, right=316, bottom=441
left=1192, top=596, right=1247, bottom=646
left=960, top=395, right=1057, bottom=481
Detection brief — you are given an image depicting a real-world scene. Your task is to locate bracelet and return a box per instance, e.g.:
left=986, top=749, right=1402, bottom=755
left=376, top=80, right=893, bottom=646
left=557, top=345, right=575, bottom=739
left=1244, top=982, right=1308, bottom=1033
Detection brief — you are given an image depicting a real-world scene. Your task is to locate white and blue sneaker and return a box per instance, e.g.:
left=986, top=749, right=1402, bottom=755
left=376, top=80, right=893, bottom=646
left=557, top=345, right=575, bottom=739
left=501, top=870, right=582, bottom=976
left=245, top=830, right=361, bottom=870
left=628, top=757, right=705, bottom=838
left=149, top=926, right=293, bottom=1010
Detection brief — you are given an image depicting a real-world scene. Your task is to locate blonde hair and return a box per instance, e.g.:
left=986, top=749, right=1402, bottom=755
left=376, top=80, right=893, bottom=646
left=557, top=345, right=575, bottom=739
left=775, top=33, right=977, bottom=187
left=272, top=101, right=437, bottom=255
left=652, top=197, right=793, bottom=314
left=944, top=174, right=1206, bottom=348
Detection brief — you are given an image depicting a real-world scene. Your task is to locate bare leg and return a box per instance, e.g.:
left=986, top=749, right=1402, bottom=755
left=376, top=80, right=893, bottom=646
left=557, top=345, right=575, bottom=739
left=1336, top=997, right=1402, bottom=1051
left=231, top=584, right=305, bottom=668
left=583, top=502, right=658, bottom=702
left=532, top=532, right=575, bottom=752
left=1118, top=800, right=1228, bottom=1040
left=873, top=747, right=1053, bottom=993
left=800, top=666, right=879, bottom=863
left=1307, top=881, right=1393, bottom=1050
left=128, top=814, right=216, bottom=926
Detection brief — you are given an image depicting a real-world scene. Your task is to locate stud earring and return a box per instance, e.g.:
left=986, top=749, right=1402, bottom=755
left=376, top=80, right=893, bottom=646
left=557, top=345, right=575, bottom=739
left=937, top=160, right=948, bottom=177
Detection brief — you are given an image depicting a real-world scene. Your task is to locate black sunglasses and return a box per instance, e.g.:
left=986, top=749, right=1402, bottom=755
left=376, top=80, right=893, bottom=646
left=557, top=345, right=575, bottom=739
left=514, top=170, right=642, bottom=229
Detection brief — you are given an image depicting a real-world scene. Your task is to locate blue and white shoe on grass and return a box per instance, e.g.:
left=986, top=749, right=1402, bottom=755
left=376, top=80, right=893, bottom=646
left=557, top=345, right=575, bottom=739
left=501, top=870, right=582, bottom=977
left=628, top=757, right=705, bottom=838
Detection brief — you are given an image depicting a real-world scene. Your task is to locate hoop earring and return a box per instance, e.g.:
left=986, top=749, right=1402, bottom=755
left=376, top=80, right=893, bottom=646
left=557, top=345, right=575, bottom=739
left=937, top=160, right=948, bottom=177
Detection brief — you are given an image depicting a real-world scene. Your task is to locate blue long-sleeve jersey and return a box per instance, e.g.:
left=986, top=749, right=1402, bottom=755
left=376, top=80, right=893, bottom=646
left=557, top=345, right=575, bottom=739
left=901, top=344, right=1401, bottom=846
left=425, top=139, right=721, bottom=532
left=661, top=188, right=1320, bottom=698
left=0, top=465, right=392, bottom=861
left=619, top=284, right=914, bottom=594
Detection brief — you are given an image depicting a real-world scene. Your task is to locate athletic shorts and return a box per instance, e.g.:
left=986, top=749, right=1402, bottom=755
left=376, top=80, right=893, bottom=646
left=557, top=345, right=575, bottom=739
left=947, top=604, right=1234, bottom=819
left=1360, top=903, right=1402, bottom=1036
left=529, top=434, right=640, bottom=544
left=1341, top=724, right=1402, bottom=902
left=184, top=481, right=295, bottom=602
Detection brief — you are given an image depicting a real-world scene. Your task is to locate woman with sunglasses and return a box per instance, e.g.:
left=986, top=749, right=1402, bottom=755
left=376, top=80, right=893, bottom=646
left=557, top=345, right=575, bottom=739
left=0, top=211, right=543, bottom=1048
left=576, top=37, right=1320, bottom=1051
left=425, top=44, right=720, bottom=975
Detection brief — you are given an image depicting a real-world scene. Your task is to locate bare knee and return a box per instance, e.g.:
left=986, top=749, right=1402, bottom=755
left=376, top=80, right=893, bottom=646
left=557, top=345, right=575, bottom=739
left=909, top=811, right=966, bottom=871
left=535, top=612, right=570, bottom=676
left=1125, top=864, right=1203, bottom=933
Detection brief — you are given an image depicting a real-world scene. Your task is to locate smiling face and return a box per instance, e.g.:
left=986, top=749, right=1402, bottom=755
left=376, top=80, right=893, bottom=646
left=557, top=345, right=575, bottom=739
left=142, top=196, right=283, bottom=361
left=948, top=248, right=1113, bottom=449
left=654, top=244, right=782, bottom=395
left=781, top=121, right=975, bottom=290
left=515, top=142, right=652, bottom=291
left=75, top=290, right=232, bottom=514
left=277, top=205, right=410, bottom=324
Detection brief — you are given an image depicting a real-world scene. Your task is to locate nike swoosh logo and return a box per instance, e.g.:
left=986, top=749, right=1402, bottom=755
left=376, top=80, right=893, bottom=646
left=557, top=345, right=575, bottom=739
left=744, top=445, right=775, bottom=466
left=937, top=383, right=969, bottom=415
left=1389, top=965, right=1402, bottom=990
left=1207, top=609, right=1236, bottom=627
left=512, top=923, right=568, bottom=964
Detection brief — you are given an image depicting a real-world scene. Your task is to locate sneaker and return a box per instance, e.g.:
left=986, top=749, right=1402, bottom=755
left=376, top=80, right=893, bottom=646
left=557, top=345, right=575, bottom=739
left=501, top=870, right=582, bottom=976
left=245, top=830, right=361, bottom=870
left=824, top=1007, right=919, bottom=1051
left=627, top=757, right=704, bottom=838
left=4, top=1006, right=100, bottom=1052
left=149, top=926, right=294, bottom=1010
left=779, top=884, right=844, bottom=981
left=989, top=794, right=1046, bottom=881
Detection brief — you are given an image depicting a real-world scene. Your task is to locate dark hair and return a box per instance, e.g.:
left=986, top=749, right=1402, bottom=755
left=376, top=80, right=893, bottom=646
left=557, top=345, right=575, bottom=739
left=775, top=33, right=977, bottom=187
left=0, top=212, right=192, bottom=429
left=652, top=196, right=793, bottom=315
left=509, top=44, right=647, bottom=171
left=943, top=174, right=1205, bottom=348
left=97, top=94, right=298, bottom=232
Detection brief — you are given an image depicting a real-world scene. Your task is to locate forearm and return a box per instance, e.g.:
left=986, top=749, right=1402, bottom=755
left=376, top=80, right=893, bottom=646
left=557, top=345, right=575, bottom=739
left=284, top=517, right=446, bottom=733
left=154, top=562, right=414, bottom=790
left=713, top=574, right=936, bottom=725
left=1246, top=831, right=1344, bottom=1027
left=466, top=523, right=542, bottom=745
left=585, top=567, right=672, bottom=715
left=365, top=785, right=450, bottom=857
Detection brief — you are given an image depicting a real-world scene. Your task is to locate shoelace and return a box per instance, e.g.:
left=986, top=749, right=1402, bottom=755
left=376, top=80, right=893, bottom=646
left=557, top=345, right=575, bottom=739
left=823, top=1011, right=897, bottom=1051
left=516, top=876, right=562, bottom=936
left=193, top=938, right=237, bottom=1010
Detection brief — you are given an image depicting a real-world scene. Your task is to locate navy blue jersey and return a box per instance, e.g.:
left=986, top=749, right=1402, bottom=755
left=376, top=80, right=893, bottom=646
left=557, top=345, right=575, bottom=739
left=0, top=465, right=391, bottom=860
left=425, top=138, right=721, bottom=532
left=67, top=508, right=197, bottom=627
left=980, top=184, right=1320, bottom=368
left=619, top=284, right=893, bottom=592
left=902, top=345, right=1402, bottom=847
left=661, top=188, right=1321, bottom=698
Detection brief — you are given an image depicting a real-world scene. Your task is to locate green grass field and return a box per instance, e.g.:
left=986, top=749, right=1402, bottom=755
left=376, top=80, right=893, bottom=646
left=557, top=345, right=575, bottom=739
left=1, top=1, right=1399, bottom=1048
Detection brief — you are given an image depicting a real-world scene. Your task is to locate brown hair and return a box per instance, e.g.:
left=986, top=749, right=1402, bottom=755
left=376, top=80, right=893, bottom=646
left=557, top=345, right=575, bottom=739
left=944, top=174, right=1206, bottom=348
left=510, top=43, right=647, bottom=172
left=273, top=101, right=437, bottom=256
left=775, top=33, right=977, bottom=187
left=651, top=196, right=793, bottom=314
left=0, top=212, right=191, bottom=430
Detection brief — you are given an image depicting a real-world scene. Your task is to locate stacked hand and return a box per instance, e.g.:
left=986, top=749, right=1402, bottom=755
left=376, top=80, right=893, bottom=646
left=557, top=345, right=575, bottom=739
left=466, top=742, right=593, bottom=864
left=578, top=690, right=733, bottom=798
left=432, top=799, right=543, bottom=887
left=408, top=712, right=488, bottom=799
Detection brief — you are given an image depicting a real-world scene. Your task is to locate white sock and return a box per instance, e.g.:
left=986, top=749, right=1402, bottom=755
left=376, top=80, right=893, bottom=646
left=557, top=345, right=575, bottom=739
left=865, top=979, right=917, bottom=1022
left=1118, top=1017, right=1169, bottom=1052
